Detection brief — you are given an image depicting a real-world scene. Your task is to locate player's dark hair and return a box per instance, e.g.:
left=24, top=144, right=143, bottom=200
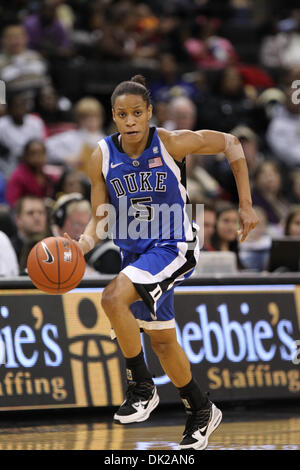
left=111, top=75, right=151, bottom=107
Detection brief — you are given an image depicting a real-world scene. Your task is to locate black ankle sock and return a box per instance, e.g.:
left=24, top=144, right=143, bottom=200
left=178, top=378, right=209, bottom=412
left=125, top=350, right=153, bottom=384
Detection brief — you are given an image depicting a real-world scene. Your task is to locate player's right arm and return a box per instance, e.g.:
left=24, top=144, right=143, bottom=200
left=65, top=146, right=110, bottom=255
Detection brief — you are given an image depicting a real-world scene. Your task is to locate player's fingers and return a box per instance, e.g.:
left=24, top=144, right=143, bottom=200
left=63, top=232, right=73, bottom=242
left=240, top=222, right=251, bottom=242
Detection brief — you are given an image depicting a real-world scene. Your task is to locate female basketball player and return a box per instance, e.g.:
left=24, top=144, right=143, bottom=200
left=66, top=75, right=259, bottom=450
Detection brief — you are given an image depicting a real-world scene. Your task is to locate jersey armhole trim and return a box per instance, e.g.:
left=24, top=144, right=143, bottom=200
left=98, top=139, right=110, bottom=180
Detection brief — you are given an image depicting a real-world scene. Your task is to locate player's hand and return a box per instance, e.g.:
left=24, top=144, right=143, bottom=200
left=63, top=232, right=85, bottom=255
left=237, top=205, right=259, bottom=243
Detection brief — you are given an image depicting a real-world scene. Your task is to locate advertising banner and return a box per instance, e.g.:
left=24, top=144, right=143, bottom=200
left=0, top=290, right=125, bottom=411
left=0, top=284, right=300, bottom=411
left=144, top=285, right=300, bottom=402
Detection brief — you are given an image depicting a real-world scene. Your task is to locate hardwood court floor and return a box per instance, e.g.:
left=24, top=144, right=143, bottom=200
left=0, top=402, right=300, bottom=451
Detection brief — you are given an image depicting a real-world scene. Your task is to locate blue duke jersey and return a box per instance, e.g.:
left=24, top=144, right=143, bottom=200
left=98, top=127, right=194, bottom=254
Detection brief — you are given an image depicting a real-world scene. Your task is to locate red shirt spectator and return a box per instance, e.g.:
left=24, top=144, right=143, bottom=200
left=5, top=139, right=55, bottom=206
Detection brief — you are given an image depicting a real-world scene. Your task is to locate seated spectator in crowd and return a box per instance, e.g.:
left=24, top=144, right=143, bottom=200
left=284, top=206, right=300, bottom=237
left=0, top=92, right=45, bottom=179
left=205, top=125, right=262, bottom=203
left=35, top=85, right=74, bottom=137
left=260, top=11, right=300, bottom=69
left=0, top=203, right=17, bottom=237
left=0, top=230, right=19, bottom=276
left=5, top=140, right=56, bottom=207
left=51, top=192, right=102, bottom=277
left=149, top=53, right=199, bottom=103
left=266, top=87, right=300, bottom=168
left=184, top=16, right=238, bottom=70
left=165, top=96, right=197, bottom=131
left=197, top=65, right=257, bottom=133
left=151, top=101, right=171, bottom=128
left=11, top=195, right=50, bottom=265
left=86, top=239, right=121, bottom=275
left=53, top=168, right=90, bottom=202
left=239, top=206, right=272, bottom=271
left=164, top=95, right=222, bottom=203
left=202, top=203, right=216, bottom=252
left=45, top=97, right=106, bottom=172
left=210, top=202, right=245, bottom=269
left=252, top=161, right=289, bottom=236
left=23, top=0, right=72, bottom=59
left=0, top=23, right=50, bottom=107
left=288, top=168, right=300, bottom=204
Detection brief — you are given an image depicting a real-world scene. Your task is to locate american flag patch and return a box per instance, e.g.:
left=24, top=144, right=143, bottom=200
left=148, top=156, right=163, bottom=168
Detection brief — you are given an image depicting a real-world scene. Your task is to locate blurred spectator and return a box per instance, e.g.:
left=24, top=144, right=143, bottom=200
left=35, top=85, right=73, bottom=137
left=255, top=87, right=286, bottom=136
left=165, top=96, right=197, bottom=131
left=149, top=53, right=199, bottom=103
left=71, top=2, right=106, bottom=59
left=0, top=203, right=17, bottom=237
left=288, top=168, right=300, bottom=204
left=252, top=161, right=289, bottom=236
left=11, top=195, right=50, bottom=264
left=239, top=206, right=272, bottom=271
left=259, top=19, right=282, bottom=68
left=0, top=23, right=50, bottom=107
left=202, top=203, right=216, bottom=251
left=197, top=65, right=256, bottom=132
left=51, top=192, right=102, bottom=277
left=23, top=0, right=72, bottom=59
left=0, top=230, right=19, bottom=276
left=210, top=202, right=245, bottom=269
left=5, top=139, right=56, bottom=207
left=53, top=168, right=90, bottom=201
left=266, top=87, right=300, bottom=167
left=86, top=239, right=121, bottom=275
left=260, top=10, right=300, bottom=69
left=164, top=96, right=222, bottom=203
left=0, top=92, right=45, bottom=179
left=284, top=205, right=300, bottom=236
left=45, top=97, right=106, bottom=171
left=151, top=101, right=171, bottom=127
left=205, top=125, right=262, bottom=203
left=51, top=192, right=91, bottom=241
left=184, top=16, right=238, bottom=69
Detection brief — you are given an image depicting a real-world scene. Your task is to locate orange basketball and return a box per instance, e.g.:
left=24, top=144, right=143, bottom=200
left=27, top=236, right=86, bottom=294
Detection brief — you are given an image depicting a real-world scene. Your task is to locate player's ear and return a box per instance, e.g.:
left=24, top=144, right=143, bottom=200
left=147, top=104, right=153, bottom=121
left=112, top=108, right=116, bottom=122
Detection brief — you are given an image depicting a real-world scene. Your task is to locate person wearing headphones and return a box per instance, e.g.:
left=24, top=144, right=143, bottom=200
left=52, top=192, right=121, bottom=276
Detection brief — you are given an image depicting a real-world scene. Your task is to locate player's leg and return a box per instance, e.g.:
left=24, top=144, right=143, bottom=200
left=101, top=272, right=141, bottom=357
left=145, top=327, right=222, bottom=450
left=101, top=273, right=159, bottom=424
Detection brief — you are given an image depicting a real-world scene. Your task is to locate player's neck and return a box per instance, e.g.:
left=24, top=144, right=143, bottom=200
left=120, top=128, right=150, bottom=159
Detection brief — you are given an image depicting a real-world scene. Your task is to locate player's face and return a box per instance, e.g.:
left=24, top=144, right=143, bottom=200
left=112, top=94, right=152, bottom=142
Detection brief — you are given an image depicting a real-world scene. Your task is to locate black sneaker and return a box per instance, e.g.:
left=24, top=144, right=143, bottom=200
left=179, top=402, right=222, bottom=450
left=114, top=381, right=159, bottom=424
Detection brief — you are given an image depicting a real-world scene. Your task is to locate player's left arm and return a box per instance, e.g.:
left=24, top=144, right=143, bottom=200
left=158, top=128, right=259, bottom=242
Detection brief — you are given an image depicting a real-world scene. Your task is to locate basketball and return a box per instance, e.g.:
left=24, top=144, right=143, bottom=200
left=27, top=236, right=86, bottom=294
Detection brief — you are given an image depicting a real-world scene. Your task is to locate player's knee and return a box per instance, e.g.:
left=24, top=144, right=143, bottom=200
left=150, top=339, right=173, bottom=358
left=101, top=286, right=122, bottom=316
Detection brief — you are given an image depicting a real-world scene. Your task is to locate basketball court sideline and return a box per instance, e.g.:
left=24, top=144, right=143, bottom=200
left=0, top=401, right=299, bottom=451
